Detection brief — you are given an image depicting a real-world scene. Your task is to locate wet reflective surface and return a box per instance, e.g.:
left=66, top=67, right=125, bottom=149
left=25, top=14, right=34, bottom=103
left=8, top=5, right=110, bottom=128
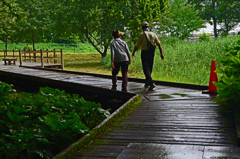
left=117, top=143, right=240, bottom=159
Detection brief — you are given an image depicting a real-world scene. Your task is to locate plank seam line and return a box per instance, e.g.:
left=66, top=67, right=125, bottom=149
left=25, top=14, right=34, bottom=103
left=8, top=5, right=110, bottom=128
left=143, top=95, right=150, bottom=101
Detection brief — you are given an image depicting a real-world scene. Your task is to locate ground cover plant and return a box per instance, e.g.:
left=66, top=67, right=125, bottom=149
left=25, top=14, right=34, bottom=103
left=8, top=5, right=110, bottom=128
left=0, top=81, right=110, bottom=159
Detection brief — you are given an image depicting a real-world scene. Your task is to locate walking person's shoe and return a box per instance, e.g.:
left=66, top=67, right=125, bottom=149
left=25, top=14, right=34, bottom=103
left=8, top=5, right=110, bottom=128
left=144, top=84, right=149, bottom=88
left=111, top=86, right=117, bottom=91
left=122, top=87, right=127, bottom=92
left=149, top=83, right=156, bottom=90
left=144, top=84, right=149, bottom=92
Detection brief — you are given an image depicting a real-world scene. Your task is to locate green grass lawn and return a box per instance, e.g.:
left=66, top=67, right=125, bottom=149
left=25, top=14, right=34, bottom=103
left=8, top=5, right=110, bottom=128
left=0, top=42, right=99, bottom=53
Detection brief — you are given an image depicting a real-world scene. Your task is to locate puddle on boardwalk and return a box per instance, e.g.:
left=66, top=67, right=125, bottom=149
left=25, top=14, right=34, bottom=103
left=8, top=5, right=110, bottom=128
left=151, top=93, right=189, bottom=99
left=156, top=94, right=173, bottom=99
left=171, top=93, right=188, bottom=97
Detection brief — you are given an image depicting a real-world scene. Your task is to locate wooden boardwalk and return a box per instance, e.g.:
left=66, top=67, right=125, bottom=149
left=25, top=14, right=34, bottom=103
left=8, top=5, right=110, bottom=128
left=75, top=98, right=238, bottom=158
left=0, top=63, right=239, bottom=158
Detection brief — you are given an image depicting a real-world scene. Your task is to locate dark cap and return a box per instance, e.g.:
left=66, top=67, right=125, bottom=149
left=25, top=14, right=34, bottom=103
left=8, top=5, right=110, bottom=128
left=112, top=30, right=124, bottom=38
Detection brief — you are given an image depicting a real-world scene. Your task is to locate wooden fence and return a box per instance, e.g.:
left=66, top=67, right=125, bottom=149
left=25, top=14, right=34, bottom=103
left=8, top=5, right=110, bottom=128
left=0, top=49, right=64, bottom=70
left=0, top=49, right=18, bottom=58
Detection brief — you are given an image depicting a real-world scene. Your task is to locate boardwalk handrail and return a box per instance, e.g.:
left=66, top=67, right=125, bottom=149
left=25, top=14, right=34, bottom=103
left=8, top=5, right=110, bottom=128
left=0, top=49, right=18, bottom=58
left=19, top=49, right=64, bottom=70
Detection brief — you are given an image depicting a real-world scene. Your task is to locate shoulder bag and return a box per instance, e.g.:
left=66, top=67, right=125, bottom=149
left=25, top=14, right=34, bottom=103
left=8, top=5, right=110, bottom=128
left=143, top=32, right=156, bottom=52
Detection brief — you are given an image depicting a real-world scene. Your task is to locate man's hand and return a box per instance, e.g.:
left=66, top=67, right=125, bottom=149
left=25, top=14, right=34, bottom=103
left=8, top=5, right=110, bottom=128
left=161, top=54, right=164, bottom=60
left=111, top=61, right=115, bottom=69
left=132, top=46, right=138, bottom=58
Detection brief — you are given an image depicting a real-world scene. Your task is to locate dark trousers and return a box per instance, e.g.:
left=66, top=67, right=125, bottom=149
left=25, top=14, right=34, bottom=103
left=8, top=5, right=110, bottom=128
left=112, top=61, right=129, bottom=88
left=141, top=50, right=155, bottom=86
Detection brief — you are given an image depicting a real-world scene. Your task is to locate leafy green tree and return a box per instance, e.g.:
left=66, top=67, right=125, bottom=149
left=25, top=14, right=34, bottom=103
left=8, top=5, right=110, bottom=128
left=187, top=0, right=218, bottom=37
left=52, top=0, right=167, bottom=58
left=52, top=0, right=126, bottom=58
left=0, top=0, right=25, bottom=50
left=125, top=0, right=167, bottom=44
left=11, top=0, right=53, bottom=50
left=188, top=0, right=240, bottom=37
left=215, top=0, right=240, bottom=36
left=158, top=0, right=205, bottom=40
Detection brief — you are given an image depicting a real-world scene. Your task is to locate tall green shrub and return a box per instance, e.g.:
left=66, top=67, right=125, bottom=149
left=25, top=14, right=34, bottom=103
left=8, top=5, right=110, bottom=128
left=198, top=31, right=212, bottom=42
left=214, top=37, right=240, bottom=108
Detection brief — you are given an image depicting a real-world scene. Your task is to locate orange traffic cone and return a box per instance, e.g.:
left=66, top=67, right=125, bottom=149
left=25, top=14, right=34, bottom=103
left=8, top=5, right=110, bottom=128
left=202, top=60, right=218, bottom=94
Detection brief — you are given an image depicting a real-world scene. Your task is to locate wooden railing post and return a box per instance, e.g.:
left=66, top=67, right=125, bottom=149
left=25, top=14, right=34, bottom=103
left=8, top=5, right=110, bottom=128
left=54, top=49, right=57, bottom=64
left=46, top=49, right=49, bottom=63
left=19, top=49, right=22, bottom=66
left=29, top=52, right=32, bottom=62
left=61, top=49, right=64, bottom=70
left=40, top=49, right=44, bottom=68
left=23, top=49, right=26, bottom=61
left=34, top=49, right=36, bottom=62
left=4, top=49, right=6, bottom=58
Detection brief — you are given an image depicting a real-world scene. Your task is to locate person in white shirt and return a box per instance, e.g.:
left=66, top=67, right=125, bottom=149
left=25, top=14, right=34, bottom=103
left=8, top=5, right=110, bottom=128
left=110, top=30, right=131, bottom=92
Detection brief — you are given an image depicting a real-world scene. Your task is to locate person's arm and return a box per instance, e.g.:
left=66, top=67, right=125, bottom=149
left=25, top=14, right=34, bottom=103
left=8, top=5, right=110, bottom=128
left=111, top=59, right=115, bottom=69
left=154, top=34, right=164, bottom=60
left=157, top=43, right=164, bottom=60
left=125, top=43, right=131, bottom=64
left=110, top=43, right=115, bottom=69
left=132, top=46, right=138, bottom=58
left=132, top=34, right=141, bottom=58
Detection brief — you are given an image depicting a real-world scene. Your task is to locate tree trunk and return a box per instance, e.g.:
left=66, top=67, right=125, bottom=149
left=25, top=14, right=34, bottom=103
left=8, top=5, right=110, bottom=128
left=100, top=44, right=108, bottom=58
left=224, top=18, right=229, bottom=34
left=32, top=30, right=35, bottom=50
left=101, top=52, right=107, bottom=58
left=5, top=35, right=8, bottom=51
left=212, top=0, right=218, bottom=38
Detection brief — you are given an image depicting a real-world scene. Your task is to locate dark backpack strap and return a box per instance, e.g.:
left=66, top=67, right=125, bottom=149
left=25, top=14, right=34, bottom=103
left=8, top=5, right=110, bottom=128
left=143, top=31, right=150, bottom=43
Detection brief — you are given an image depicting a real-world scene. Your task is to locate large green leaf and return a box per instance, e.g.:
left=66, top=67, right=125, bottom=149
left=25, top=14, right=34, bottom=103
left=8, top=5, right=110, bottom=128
left=230, top=56, right=240, bottom=65
left=215, top=68, right=223, bottom=73
left=36, top=138, right=51, bottom=144
left=44, top=113, right=60, bottom=131
left=223, top=74, right=232, bottom=85
left=0, top=120, right=8, bottom=125
left=218, top=90, right=231, bottom=97
left=7, top=111, right=24, bottom=123
left=223, top=65, right=229, bottom=72
left=12, top=106, right=27, bottom=114
left=230, top=75, right=236, bottom=83
left=98, top=108, right=111, bottom=117
left=71, top=121, right=89, bottom=133
left=24, top=119, right=41, bottom=126
left=60, top=119, right=75, bottom=130
left=69, top=112, right=80, bottom=120
left=237, top=50, right=240, bottom=58
left=237, top=83, right=240, bottom=91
